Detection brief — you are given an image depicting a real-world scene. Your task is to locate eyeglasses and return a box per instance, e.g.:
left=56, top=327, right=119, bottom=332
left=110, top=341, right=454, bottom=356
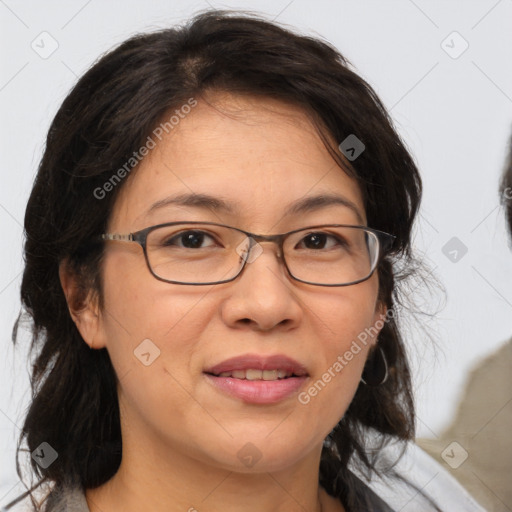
left=100, top=221, right=395, bottom=286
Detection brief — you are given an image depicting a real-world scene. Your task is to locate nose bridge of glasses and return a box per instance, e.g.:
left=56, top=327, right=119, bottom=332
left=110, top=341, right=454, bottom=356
left=244, top=233, right=284, bottom=259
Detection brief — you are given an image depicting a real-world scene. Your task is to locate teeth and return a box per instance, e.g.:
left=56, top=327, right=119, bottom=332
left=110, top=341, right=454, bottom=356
left=216, top=369, right=294, bottom=380
left=262, top=370, right=278, bottom=381
left=246, top=369, right=263, bottom=380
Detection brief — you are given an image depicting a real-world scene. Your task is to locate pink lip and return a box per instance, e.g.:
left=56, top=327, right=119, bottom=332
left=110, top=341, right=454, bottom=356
left=203, top=353, right=309, bottom=404
left=204, top=353, right=308, bottom=376
left=204, top=374, right=308, bottom=404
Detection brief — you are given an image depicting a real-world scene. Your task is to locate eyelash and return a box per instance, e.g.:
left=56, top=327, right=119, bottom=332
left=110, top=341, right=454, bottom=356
left=163, top=230, right=347, bottom=251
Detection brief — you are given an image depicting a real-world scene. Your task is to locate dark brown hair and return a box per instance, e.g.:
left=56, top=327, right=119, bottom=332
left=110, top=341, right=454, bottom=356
left=11, top=9, right=425, bottom=511
left=500, top=130, right=512, bottom=236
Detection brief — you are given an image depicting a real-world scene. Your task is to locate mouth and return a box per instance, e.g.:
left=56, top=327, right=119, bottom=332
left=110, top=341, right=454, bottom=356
left=203, top=353, right=309, bottom=378
left=203, top=353, right=309, bottom=404
left=205, top=368, right=305, bottom=380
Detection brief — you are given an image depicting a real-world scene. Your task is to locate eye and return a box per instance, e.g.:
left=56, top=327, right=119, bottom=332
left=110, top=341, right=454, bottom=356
left=297, top=232, right=348, bottom=250
left=164, top=230, right=218, bottom=249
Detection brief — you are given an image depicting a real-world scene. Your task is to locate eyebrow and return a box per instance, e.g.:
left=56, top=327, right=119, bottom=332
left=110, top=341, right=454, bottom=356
left=146, top=192, right=364, bottom=224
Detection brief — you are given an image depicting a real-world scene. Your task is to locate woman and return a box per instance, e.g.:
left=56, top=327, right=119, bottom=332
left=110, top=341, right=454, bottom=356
left=4, top=9, right=484, bottom=512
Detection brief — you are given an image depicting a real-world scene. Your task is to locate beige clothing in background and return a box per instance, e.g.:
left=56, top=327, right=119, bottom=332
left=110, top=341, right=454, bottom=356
left=417, top=339, right=512, bottom=512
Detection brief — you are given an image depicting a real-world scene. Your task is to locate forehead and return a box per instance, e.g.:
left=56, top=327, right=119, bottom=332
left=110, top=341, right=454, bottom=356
left=110, top=93, right=365, bottom=231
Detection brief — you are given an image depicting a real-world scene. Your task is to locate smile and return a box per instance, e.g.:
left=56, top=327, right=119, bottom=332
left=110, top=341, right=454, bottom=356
left=211, top=369, right=299, bottom=380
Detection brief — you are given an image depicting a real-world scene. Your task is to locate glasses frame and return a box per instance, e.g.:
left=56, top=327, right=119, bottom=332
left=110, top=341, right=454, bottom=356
left=100, top=221, right=395, bottom=287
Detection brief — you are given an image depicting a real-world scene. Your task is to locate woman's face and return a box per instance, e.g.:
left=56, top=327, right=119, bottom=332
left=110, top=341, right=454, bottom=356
left=75, top=93, right=385, bottom=474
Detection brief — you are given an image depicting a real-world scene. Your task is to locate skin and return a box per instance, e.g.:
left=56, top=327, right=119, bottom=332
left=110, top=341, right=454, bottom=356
left=60, top=92, right=386, bottom=512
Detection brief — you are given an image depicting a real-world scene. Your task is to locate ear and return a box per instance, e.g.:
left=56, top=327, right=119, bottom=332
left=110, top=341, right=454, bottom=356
left=59, top=259, right=107, bottom=349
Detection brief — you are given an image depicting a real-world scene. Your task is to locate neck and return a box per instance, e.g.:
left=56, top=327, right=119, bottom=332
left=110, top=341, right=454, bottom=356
left=85, top=436, right=334, bottom=512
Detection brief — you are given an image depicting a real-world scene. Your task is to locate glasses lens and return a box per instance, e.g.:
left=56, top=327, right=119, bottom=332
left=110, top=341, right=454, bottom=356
left=146, top=223, right=247, bottom=284
left=283, top=226, right=379, bottom=285
left=145, top=223, right=382, bottom=285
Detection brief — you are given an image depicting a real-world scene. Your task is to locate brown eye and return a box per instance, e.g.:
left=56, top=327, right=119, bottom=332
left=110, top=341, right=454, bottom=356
left=166, top=231, right=213, bottom=249
left=297, top=232, right=347, bottom=250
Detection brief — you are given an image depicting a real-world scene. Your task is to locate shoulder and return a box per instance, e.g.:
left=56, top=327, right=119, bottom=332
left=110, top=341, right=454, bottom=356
left=349, top=440, right=487, bottom=512
left=43, top=482, right=89, bottom=512
left=0, top=479, right=90, bottom=512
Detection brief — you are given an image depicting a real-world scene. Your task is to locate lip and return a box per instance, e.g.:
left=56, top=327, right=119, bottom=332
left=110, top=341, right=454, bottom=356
left=204, top=353, right=309, bottom=376
left=203, top=353, right=309, bottom=405
left=204, top=374, right=308, bottom=404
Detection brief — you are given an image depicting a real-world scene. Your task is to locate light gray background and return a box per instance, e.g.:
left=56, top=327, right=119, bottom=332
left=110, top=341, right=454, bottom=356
left=1, top=0, right=512, bottom=506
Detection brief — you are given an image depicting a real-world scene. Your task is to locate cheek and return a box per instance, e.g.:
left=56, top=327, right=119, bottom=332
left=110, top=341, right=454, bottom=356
left=102, top=246, right=203, bottom=332
left=98, top=264, right=216, bottom=437
left=99, top=250, right=213, bottom=381
left=316, top=278, right=381, bottom=353
left=300, top=281, right=381, bottom=410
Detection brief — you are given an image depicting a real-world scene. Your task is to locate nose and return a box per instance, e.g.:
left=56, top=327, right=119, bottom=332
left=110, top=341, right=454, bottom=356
left=220, top=240, right=303, bottom=331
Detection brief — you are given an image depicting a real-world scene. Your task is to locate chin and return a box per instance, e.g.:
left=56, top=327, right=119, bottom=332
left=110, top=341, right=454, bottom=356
left=203, top=434, right=315, bottom=474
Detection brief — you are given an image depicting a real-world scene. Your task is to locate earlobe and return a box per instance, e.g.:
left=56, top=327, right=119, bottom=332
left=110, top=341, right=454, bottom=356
left=58, top=260, right=106, bottom=349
